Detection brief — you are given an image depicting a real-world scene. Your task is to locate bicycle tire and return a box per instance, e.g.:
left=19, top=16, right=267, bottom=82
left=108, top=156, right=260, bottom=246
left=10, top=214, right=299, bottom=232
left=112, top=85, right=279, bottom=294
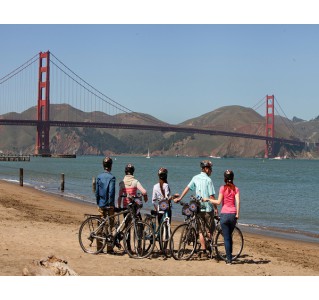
left=124, top=220, right=155, bottom=259
left=170, top=224, right=197, bottom=260
left=159, top=220, right=172, bottom=257
left=79, top=216, right=106, bottom=254
left=143, top=216, right=155, bottom=253
left=214, top=226, right=244, bottom=261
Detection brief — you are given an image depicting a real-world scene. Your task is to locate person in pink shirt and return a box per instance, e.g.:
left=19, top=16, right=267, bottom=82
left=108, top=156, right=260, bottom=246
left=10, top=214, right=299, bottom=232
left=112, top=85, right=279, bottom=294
left=117, top=163, right=148, bottom=215
left=204, top=170, right=240, bottom=265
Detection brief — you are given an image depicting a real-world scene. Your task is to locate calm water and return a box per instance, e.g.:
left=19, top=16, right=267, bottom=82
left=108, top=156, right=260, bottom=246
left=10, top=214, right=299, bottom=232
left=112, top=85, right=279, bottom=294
left=1, top=156, right=318, bottom=243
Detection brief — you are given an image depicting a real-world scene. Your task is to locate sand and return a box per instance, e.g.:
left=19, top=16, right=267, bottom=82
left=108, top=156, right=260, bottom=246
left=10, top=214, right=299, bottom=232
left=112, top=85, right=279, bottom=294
left=0, top=181, right=319, bottom=298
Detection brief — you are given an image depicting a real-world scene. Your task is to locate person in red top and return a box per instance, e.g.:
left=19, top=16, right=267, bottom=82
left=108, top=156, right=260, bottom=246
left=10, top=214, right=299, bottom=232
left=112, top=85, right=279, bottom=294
left=204, top=170, right=240, bottom=265
left=117, top=163, right=148, bottom=253
left=117, top=163, right=148, bottom=209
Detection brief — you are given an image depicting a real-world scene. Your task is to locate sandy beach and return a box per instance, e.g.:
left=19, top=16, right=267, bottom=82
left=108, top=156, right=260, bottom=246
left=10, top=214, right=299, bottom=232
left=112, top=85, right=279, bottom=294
left=0, top=180, right=318, bottom=278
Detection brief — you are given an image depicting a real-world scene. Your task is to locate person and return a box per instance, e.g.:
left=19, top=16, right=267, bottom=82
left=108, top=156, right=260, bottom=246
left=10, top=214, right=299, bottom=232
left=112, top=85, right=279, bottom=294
left=117, top=163, right=148, bottom=218
left=174, top=160, right=218, bottom=259
left=95, top=156, right=116, bottom=253
left=96, top=156, right=116, bottom=218
left=205, top=169, right=240, bottom=265
left=117, top=163, right=148, bottom=253
left=152, top=167, right=178, bottom=225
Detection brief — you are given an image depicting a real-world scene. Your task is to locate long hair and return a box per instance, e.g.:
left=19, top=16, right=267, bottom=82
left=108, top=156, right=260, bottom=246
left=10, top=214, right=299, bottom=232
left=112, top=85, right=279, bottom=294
left=158, top=168, right=169, bottom=197
left=224, top=170, right=236, bottom=192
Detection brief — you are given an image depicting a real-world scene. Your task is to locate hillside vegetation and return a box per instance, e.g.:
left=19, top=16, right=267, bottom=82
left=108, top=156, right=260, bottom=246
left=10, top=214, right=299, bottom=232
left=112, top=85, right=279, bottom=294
left=0, top=104, right=318, bottom=158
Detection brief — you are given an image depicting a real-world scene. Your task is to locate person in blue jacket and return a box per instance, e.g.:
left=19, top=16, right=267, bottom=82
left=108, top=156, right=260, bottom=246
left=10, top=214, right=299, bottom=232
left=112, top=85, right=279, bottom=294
left=95, top=156, right=116, bottom=253
left=96, top=156, right=116, bottom=218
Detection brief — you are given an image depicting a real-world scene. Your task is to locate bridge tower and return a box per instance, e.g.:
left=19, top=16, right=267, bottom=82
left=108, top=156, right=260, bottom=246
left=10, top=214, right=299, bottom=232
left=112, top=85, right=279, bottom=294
left=265, top=94, right=275, bottom=158
left=35, top=51, right=51, bottom=156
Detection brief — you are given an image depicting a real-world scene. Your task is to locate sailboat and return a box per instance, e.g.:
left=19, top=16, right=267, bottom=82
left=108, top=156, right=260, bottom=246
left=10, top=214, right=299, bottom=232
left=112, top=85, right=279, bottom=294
left=146, top=148, right=151, bottom=159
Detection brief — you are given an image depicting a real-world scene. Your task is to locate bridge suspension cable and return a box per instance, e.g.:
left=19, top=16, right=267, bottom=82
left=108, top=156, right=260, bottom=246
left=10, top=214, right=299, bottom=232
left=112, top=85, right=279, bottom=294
left=50, top=52, right=164, bottom=126
left=0, top=53, right=38, bottom=117
left=274, top=96, right=298, bottom=138
left=251, top=95, right=267, bottom=112
left=0, top=54, right=38, bottom=84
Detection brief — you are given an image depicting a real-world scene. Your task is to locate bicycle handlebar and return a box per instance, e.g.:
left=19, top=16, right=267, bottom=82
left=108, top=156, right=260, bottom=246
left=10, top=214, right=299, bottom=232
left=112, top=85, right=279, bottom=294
left=177, top=195, right=205, bottom=206
left=119, top=193, right=142, bottom=199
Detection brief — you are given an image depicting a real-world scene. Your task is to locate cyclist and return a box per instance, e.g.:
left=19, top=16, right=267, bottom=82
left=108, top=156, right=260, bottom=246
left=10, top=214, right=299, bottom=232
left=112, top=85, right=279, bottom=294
left=174, top=160, right=217, bottom=259
left=152, top=167, right=176, bottom=224
left=117, top=163, right=148, bottom=218
left=204, top=170, right=240, bottom=265
left=96, top=156, right=115, bottom=218
left=95, top=156, right=116, bottom=253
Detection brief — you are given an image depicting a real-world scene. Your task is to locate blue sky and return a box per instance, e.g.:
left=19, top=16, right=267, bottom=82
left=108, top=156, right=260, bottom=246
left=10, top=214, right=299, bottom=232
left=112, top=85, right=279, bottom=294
left=1, top=4, right=319, bottom=124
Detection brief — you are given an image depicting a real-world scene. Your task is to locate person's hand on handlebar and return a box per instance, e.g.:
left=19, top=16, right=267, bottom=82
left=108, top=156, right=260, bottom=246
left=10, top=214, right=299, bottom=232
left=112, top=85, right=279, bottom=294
left=174, top=196, right=182, bottom=203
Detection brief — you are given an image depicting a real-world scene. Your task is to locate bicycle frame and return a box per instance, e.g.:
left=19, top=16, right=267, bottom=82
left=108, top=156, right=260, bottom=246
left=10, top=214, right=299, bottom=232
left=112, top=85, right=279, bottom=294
left=79, top=193, right=156, bottom=258
left=177, top=197, right=217, bottom=257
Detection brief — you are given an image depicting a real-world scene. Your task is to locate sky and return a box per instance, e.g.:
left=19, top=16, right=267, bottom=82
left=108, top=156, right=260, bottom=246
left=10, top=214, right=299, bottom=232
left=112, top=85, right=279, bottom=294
left=1, top=2, right=319, bottom=126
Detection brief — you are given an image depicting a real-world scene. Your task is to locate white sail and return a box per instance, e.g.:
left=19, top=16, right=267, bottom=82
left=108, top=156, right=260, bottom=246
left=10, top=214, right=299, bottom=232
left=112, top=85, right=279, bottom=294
left=146, top=148, right=150, bottom=158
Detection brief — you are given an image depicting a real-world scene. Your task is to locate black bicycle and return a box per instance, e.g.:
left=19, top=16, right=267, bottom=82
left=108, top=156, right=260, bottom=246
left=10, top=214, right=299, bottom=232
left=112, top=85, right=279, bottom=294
left=78, top=194, right=155, bottom=259
left=169, top=196, right=244, bottom=261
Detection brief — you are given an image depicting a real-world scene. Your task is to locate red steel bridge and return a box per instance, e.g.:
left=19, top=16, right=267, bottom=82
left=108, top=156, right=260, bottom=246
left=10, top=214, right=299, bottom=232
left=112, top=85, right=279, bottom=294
left=0, top=51, right=314, bottom=158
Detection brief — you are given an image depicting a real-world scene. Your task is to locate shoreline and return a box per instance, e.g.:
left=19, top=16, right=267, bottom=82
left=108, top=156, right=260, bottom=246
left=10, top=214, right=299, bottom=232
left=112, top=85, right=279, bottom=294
left=3, top=177, right=318, bottom=245
left=1, top=179, right=319, bottom=276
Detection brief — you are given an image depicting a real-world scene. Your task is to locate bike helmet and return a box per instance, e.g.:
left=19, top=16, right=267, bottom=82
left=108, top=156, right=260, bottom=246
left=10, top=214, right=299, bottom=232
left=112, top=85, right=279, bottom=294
left=103, top=156, right=113, bottom=170
left=200, top=160, right=213, bottom=169
left=158, top=167, right=168, bottom=180
left=224, top=169, right=234, bottom=182
left=125, top=163, right=135, bottom=174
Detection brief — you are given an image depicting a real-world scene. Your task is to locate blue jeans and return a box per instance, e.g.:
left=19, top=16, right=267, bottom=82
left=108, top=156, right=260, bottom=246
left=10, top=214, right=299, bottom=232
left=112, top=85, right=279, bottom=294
left=220, top=213, right=237, bottom=262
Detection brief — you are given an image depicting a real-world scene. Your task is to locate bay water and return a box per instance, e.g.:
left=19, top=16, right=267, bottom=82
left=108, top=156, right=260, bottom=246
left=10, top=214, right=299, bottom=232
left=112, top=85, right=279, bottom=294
left=1, top=155, right=318, bottom=243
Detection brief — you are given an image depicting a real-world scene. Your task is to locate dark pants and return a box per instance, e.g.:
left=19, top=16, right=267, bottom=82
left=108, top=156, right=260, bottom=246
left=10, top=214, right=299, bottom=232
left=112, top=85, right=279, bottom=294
left=220, top=213, right=237, bottom=262
left=97, top=206, right=114, bottom=252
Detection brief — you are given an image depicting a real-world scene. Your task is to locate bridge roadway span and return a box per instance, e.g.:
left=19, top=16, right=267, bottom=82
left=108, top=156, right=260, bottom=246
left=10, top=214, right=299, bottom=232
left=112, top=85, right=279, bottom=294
left=0, top=119, right=308, bottom=147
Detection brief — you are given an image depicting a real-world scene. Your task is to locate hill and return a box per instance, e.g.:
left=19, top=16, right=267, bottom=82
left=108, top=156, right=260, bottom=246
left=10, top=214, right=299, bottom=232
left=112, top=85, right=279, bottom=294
left=0, top=104, right=318, bottom=158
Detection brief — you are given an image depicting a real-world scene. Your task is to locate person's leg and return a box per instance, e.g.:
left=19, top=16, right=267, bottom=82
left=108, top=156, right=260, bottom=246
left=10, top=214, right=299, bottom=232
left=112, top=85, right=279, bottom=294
left=220, top=214, right=232, bottom=263
left=228, top=214, right=237, bottom=259
left=198, top=212, right=207, bottom=253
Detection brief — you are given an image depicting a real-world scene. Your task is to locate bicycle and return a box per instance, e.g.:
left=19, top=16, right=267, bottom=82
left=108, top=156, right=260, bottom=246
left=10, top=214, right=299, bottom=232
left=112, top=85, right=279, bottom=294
left=78, top=194, right=155, bottom=259
left=169, top=195, right=244, bottom=261
left=144, top=197, right=172, bottom=257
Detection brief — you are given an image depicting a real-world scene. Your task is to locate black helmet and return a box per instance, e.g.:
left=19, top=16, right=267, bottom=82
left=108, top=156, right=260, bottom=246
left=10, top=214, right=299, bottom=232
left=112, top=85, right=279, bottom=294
left=158, top=167, right=168, bottom=180
left=200, top=160, right=212, bottom=169
left=224, top=169, right=234, bottom=182
left=125, top=163, right=135, bottom=174
left=103, top=156, right=113, bottom=169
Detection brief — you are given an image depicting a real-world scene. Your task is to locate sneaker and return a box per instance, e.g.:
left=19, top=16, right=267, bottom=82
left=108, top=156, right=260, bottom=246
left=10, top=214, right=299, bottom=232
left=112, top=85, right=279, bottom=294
left=226, top=260, right=232, bottom=265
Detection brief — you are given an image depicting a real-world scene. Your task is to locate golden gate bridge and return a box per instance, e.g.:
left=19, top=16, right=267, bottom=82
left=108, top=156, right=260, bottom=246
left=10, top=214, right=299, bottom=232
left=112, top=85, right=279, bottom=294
left=0, top=51, right=315, bottom=158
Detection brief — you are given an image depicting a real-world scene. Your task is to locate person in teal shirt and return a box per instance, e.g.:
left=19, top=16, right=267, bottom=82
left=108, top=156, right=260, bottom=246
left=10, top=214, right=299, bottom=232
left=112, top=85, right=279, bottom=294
left=174, top=160, right=217, bottom=259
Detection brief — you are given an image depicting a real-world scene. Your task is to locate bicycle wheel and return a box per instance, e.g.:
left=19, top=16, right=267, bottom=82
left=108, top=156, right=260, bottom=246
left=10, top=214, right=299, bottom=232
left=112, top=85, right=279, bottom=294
left=214, top=226, right=244, bottom=261
left=170, top=224, right=197, bottom=260
left=79, top=216, right=106, bottom=254
left=159, top=220, right=172, bottom=257
left=143, top=216, right=155, bottom=253
left=124, top=220, right=155, bottom=259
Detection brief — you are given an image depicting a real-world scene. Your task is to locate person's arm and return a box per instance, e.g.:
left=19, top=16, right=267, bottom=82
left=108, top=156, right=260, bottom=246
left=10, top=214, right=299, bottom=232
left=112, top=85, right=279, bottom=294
left=137, top=181, right=148, bottom=202
left=208, top=193, right=222, bottom=205
left=209, top=195, right=218, bottom=214
left=152, top=186, right=158, bottom=211
left=235, top=191, right=240, bottom=219
left=109, top=176, right=116, bottom=207
left=117, top=183, right=123, bottom=208
left=174, top=186, right=190, bottom=203
left=95, top=177, right=100, bottom=205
